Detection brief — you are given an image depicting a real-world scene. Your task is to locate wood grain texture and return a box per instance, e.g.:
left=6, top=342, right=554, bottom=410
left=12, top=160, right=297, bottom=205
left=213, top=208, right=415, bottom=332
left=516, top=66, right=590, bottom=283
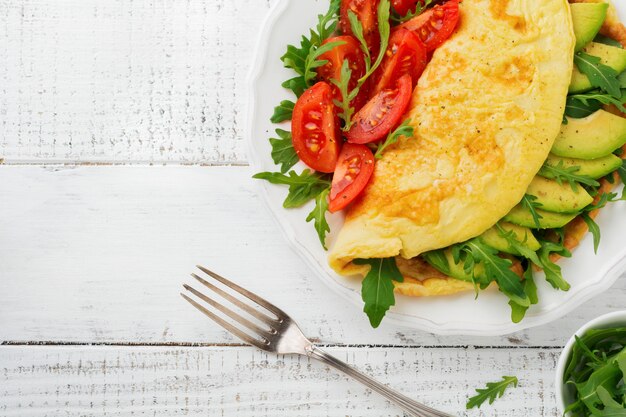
left=1, top=165, right=624, bottom=347
left=0, top=0, right=275, bottom=164
left=0, top=346, right=561, bottom=416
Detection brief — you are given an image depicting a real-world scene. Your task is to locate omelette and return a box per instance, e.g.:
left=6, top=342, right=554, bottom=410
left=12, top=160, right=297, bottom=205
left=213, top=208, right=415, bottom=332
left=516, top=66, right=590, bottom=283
left=329, top=0, right=576, bottom=292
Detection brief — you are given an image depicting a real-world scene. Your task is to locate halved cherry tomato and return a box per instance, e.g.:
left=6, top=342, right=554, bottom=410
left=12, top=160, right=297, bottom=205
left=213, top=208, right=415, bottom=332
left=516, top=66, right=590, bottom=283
left=346, top=74, right=412, bottom=144
left=340, top=0, right=381, bottom=57
left=396, top=0, right=460, bottom=51
left=371, top=28, right=427, bottom=96
left=329, top=143, right=375, bottom=212
left=392, top=0, right=422, bottom=16
left=292, top=82, right=340, bottom=173
left=317, top=36, right=369, bottom=112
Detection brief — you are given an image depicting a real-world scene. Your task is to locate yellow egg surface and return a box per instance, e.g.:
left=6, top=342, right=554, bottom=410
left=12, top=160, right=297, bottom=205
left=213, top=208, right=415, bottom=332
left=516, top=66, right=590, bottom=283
left=329, top=0, right=575, bottom=278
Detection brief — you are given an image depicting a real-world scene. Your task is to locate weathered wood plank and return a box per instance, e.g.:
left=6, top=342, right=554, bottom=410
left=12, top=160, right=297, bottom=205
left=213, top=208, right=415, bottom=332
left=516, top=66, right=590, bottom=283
left=0, top=346, right=561, bottom=416
left=0, top=0, right=275, bottom=164
left=0, top=165, right=624, bottom=347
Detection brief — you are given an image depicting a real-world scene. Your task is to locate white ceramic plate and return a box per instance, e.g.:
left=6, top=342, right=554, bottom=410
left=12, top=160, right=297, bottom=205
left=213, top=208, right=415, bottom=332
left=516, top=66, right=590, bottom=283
left=246, top=0, right=626, bottom=335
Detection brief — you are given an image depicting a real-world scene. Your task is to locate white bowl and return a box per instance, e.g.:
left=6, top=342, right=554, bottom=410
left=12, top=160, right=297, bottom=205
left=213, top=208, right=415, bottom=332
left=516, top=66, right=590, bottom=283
left=555, top=310, right=626, bottom=415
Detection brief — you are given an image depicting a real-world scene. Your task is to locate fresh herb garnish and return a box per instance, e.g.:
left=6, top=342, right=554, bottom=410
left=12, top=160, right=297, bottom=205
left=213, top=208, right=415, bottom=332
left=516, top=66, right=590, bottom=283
left=354, top=257, right=404, bottom=328
left=574, top=52, right=622, bottom=99
left=280, top=0, right=342, bottom=96
left=521, top=194, right=544, bottom=229
left=268, top=129, right=299, bottom=173
left=562, top=328, right=626, bottom=417
left=253, top=170, right=331, bottom=208
left=566, top=90, right=626, bottom=118
left=375, top=120, right=414, bottom=159
left=331, top=59, right=359, bottom=130
left=466, top=376, right=519, bottom=409
left=581, top=213, right=601, bottom=254
left=271, top=100, right=295, bottom=123
left=539, top=160, right=600, bottom=191
left=537, top=240, right=571, bottom=291
left=617, top=159, right=626, bottom=200
left=495, top=224, right=541, bottom=266
left=358, top=0, right=391, bottom=84
left=306, top=188, right=331, bottom=249
left=509, top=267, right=538, bottom=323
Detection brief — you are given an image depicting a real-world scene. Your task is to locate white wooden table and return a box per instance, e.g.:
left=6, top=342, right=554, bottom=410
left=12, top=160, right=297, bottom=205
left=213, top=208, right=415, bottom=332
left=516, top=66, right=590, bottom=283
left=1, top=1, right=624, bottom=416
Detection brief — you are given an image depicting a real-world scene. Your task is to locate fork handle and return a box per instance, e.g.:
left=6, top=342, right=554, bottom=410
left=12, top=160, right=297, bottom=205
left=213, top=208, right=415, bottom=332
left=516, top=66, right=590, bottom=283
left=307, top=346, right=456, bottom=417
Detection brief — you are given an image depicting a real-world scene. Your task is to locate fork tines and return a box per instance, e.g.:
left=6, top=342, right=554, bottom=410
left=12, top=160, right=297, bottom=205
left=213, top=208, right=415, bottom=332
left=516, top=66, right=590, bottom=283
left=181, top=266, right=285, bottom=349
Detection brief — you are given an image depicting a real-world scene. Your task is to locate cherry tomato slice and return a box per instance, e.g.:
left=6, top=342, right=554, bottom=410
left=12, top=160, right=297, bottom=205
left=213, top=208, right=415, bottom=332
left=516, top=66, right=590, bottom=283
left=392, top=0, right=423, bottom=16
left=329, top=143, right=375, bottom=212
left=292, top=82, right=341, bottom=173
left=371, top=28, right=427, bottom=96
left=346, top=74, right=412, bottom=144
left=317, top=36, right=369, bottom=112
left=340, top=0, right=381, bottom=57
left=396, top=0, right=460, bottom=51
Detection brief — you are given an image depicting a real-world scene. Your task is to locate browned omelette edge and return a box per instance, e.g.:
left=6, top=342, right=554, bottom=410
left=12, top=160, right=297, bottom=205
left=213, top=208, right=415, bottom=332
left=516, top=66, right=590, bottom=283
left=394, top=0, right=626, bottom=297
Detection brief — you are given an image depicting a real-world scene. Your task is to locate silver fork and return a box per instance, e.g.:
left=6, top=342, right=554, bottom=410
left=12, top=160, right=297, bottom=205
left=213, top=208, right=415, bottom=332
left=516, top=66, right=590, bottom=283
left=181, top=266, right=456, bottom=417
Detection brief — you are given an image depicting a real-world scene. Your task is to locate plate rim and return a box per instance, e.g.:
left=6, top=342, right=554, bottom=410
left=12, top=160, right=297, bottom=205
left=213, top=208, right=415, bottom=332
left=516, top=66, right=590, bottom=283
left=245, top=0, right=626, bottom=336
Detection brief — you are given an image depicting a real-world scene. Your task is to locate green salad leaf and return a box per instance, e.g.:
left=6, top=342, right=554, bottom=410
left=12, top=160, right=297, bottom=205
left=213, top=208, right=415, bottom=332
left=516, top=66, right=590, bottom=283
left=391, top=0, right=434, bottom=24
left=509, top=267, right=538, bottom=323
left=539, top=160, right=600, bottom=191
left=306, top=188, right=331, bottom=249
left=537, top=241, right=571, bottom=291
left=466, top=376, right=519, bottom=409
left=581, top=213, right=602, bottom=254
left=375, top=120, right=414, bottom=159
left=268, top=129, right=299, bottom=173
left=574, top=52, right=622, bottom=99
left=566, top=90, right=626, bottom=118
left=354, top=257, right=404, bottom=328
left=271, top=100, right=295, bottom=123
left=331, top=59, right=359, bottom=130
left=521, top=194, right=544, bottom=229
left=253, top=170, right=331, bottom=208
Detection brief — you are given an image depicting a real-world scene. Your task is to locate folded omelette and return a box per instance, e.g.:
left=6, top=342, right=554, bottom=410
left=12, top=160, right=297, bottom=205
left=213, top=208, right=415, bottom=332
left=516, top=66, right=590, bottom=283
left=328, top=0, right=576, bottom=292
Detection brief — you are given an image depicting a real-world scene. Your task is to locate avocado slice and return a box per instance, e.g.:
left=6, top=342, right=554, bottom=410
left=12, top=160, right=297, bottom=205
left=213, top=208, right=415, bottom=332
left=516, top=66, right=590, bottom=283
left=503, top=205, right=577, bottom=229
left=480, top=222, right=541, bottom=256
left=571, top=2, right=609, bottom=52
left=553, top=110, right=626, bottom=159
left=525, top=176, right=593, bottom=213
left=570, top=42, right=626, bottom=93
left=542, top=153, right=623, bottom=179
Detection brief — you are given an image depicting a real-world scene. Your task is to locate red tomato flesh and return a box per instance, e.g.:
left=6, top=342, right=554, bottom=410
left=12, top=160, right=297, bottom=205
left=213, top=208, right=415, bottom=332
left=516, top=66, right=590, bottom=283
left=291, top=82, right=341, bottom=173
left=371, top=28, right=427, bottom=96
left=392, top=0, right=423, bottom=16
left=317, top=36, right=369, bottom=112
left=346, top=74, right=412, bottom=144
left=329, top=143, right=375, bottom=212
left=396, top=0, right=460, bottom=51
left=340, top=0, right=381, bottom=57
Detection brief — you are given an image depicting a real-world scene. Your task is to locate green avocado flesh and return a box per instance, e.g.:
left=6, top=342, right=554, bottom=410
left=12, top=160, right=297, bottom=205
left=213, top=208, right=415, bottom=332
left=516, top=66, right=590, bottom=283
left=503, top=205, right=577, bottom=229
left=570, top=42, right=626, bottom=93
left=525, top=176, right=593, bottom=214
left=479, top=222, right=541, bottom=256
left=553, top=110, right=626, bottom=159
left=542, top=153, right=623, bottom=179
left=571, top=2, right=609, bottom=52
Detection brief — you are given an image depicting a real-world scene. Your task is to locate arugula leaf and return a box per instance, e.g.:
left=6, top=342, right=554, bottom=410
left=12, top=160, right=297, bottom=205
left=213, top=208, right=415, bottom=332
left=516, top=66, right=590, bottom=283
left=466, top=376, right=519, bottom=409
left=253, top=170, right=331, bottom=208
left=509, top=267, right=538, bottom=323
left=280, top=0, right=342, bottom=95
left=539, top=160, right=600, bottom=191
left=282, top=77, right=309, bottom=98
left=348, top=10, right=371, bottom=67
left=271, top=100, right=295, bottom=123
left=358, top=0, right=391, bottom=84
left=306, top=188, right=331, bottom=249
left=538, top=242, right=571, bottom=291
left=594, top=34, right=624, bottom=49
left=331, top=59, right=359, bottom=130
left=565, top=95, right=603, bottom=118
left=574, top=52, right=622, bottom=99
left=268, top=129, right=299, bottom=173
left=375, top=120, right=414, bottom=159
left=354, top=257, right=404, bottom=328
left=566, top=91, right=626, bottom=117
left=521, top=194, right=543, bottom=229
left=391, top=0, right=434, bottom=24
left=463, top=239, right=530, bottom=307
left=617, top=159, right=626, bottom=200
left=495, top=224, right=541, bottom=266
left=586, top=192, right=622, bottom=212
left=581, top=213, right=602, bottom=254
